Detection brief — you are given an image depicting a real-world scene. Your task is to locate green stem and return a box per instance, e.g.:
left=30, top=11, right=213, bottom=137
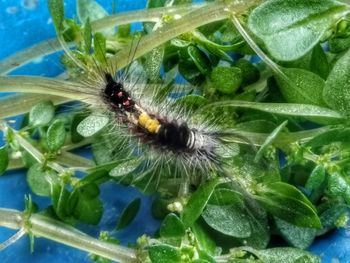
left=109, top=0, right=261, bottom=69
left=221, top=127, right=330, bottom=146
left=0, top=4, right=205, bottom=75
left=0, top=208, right=138, bottom=263
left=5, top=126, right=67, bottom=174
left=0, top=94, right=69, bottom=119
left=7, top=151, right=94, bottom=172
left=0, top=76, right=91, bottom=100
left=55, top=151, right=95, bottom=171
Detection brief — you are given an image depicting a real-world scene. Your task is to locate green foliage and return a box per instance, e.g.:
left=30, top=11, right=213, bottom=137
left=210, top=66, right=242, bottom=95
left=148, top=244, right=181, bottom=263
left=181, top=178, right=219, bottom=228
left=252, top=247, right=320, bottom=263
left=274, top=217, right=317, bottom=249
left=29, top=101, right=55, bottom=127
left=46, top=119, right=67, bottom=151
left=160, top=213, right=186, bottom=238
left=254, top=182, right=321, bottom=228
left=77, top=0, right=109, bottom=23
left=248, top=0, right=348, bottom=61
left=48, top=0, right=64, bottom=31
left=202, top=203, right=251, bottom=238
left=116, top=198, right=141, bottom=230
left=2, top=0, right=350, bottom=262
left=27, top=163, right=58, bottom=197
left=275, top=68, right=326, bottom=107
left=94, top=33, right=107, bottom=63
left=0, top=146, right=9, bottom=175
left=77, top=114, right=109, bottom=137
left=324, top=48, right=350, bottom=116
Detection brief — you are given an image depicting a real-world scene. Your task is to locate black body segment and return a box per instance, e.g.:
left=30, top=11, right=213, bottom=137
left=157, top=123, right=190, bottom=150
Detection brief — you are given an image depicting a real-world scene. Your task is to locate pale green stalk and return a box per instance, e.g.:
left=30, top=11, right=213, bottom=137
left=221, top=127, right=330, bottom=146
left=0, top=94, right=69, bottom=119
left=2, top=125, right=67, bottom=174
left=0, top=3, right=205, bottom=75
left=0, top=76, right=91, bottom=100
left=0, top=208, right=138, bottom=263
left=110, top=1, right=262, bottom=69
left=7, top=151, right=94, bottom=172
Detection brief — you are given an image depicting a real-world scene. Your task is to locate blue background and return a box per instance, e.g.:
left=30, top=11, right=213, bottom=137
left=0, top=0, right=349, bottom=262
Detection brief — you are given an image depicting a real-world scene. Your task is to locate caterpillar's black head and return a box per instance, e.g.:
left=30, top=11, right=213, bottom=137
left=104, top=73, right=123, bottom=97
left=103, top=73, right=135, bottom=112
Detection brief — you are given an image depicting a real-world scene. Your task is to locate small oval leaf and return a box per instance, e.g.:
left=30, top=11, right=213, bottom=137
left=47, top=119, right=66, bottom=151
left=202, top=204, right=251, bottom=238
left=148, top=245, right=181, bottom=263
left=116, top=198, right=141, bottom=230
left=324, top=48, right=350, bottom=116
left=248, top=0, right=348, bottom=61
left=160, top=213, right=186, bottom=238
left=181, top=178, right=219, bottom=228
left=0, top=146, right=9, bottom=175
left=77, top=114, right=109, bottom=137
left=29, top=101, right=55, bottom=127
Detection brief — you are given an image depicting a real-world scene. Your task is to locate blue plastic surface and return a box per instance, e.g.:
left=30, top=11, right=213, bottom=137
left=0, top=1, right=349, bottom=262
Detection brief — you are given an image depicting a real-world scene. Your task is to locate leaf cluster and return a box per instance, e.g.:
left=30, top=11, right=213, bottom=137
left=1, top=0, right=350, bottom=262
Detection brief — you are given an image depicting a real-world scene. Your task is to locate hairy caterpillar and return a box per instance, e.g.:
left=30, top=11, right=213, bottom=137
left=73, top=55, right=240, bottom=192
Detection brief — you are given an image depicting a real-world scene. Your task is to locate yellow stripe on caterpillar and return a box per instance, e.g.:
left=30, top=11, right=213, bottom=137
left=138, top=112, right=160, bottom=134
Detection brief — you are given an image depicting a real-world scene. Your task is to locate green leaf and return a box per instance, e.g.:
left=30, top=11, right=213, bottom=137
left=210, top=100, right=343, bottom=120
left=48, top=0, right=64, bottom=31
left=51, top=183, right=71, bottom=220
left=94, top=32, right=107, bottom=64
left=274, top=217, right=317, bottom=249
left=116, top=198, right=141, bottom=230
left=181, top=178, right=219, bottom=228
left=71, top=185, right=103, bottom=225
left=329, top=35, right=350, bottom=53
left=46, top=119, right=66, bottom=151
left=323, top=48, right=350, bottom=116
left=144, top=46, right=164, bottom=82
left=210, top=66, right=242, bottom=95
left=148, top=245, right=181, bottom=263
left=160, top=213, right=186, bottom=238
left=0, top=146, right=9, bottom=175
left=241, top=197, right=270, bottom=249
left=248, top=0, right=348, bottom=61
left=208, top=188, right=243, bottom=206
left=275, top=68, right=326, bottom=106
left=328, top=172, right=350, bottom=204
left=305, top=165, right=326, bottom=190
left=234, top=59, right=260, bottom=87
left=202, top=204, right=251, bottom=238
left=77, top=114, right=109, bottom=137
left=254, top=182, right=321, bottom=228
left=77, top=0, right=109, bottom=23
left=187, top=45, right=211, bottom=75
left=318, top=203, right=348, bottom=235
left=255, top=120, right=288, bottom=162
left=27, top=163, right=58, bottom=197
left=254, top=247, right=320, bottom=263
left=29, top=101, right=55, bottom=127
left=309, top=44, right=330, bottom=79
left=71, top=113, right=88, bottom=143
left=305, top=128, right=350, bottom=148
left=191, top=222, right=217, bottom=255
left=84, top=18, right=92, bottom=54
left=78, top=183, right=100, bottom=199
left=109, top=159, right=141, bottom=178
left=178, top=59, right=204, bottom=86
